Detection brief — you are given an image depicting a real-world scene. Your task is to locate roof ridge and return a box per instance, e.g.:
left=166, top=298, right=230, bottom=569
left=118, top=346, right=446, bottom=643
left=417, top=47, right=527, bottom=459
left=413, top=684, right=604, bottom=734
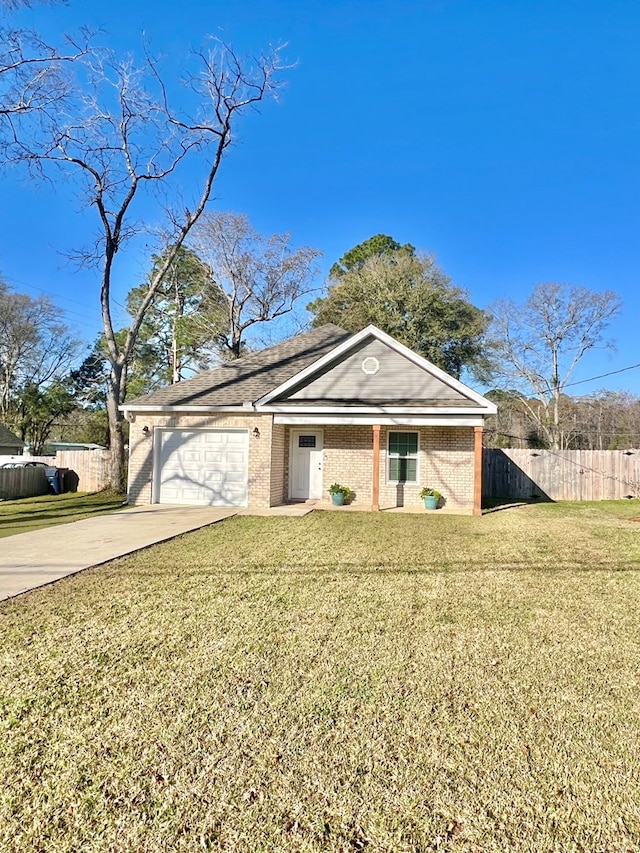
left=182, top=323, right=349, bottom=379
left=227, top=323, right=348, bottom=365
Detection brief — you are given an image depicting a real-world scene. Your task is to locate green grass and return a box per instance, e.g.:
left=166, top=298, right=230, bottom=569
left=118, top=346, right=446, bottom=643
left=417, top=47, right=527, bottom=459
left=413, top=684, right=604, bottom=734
left=1, top=502, right=640, bottom=851
left=0, top=491, right=126, bottom=538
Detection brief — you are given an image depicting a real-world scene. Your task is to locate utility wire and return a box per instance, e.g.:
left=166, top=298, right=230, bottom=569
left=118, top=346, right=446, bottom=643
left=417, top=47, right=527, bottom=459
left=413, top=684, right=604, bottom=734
left=564, top=362, right=640, bottom=388
left=484, top=438, right=639, bottom=491
left=5, top=275, right=133, bottom=333
left=5, top=275, right=104, bottom=318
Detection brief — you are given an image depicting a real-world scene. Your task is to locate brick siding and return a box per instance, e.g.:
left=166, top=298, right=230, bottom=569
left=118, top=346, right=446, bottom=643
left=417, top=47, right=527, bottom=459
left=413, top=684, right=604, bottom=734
left=128, top=415, right=475, bottom=510
left=126, top=413, right=273, bottom=507
left=270, top=423, right=287, bottom=505
left=279, top=424, right=475, bottom=510
left=379, top=426, right=475, bottom=510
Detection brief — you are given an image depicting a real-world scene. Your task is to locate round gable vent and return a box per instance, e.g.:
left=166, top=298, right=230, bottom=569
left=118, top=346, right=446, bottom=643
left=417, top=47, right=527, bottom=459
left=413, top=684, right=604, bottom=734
left=361, top=356, right=380, bottom=375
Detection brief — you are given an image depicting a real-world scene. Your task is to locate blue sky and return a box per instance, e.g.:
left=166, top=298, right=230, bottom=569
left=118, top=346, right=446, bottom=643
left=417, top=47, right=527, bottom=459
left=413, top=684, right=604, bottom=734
left=1, top=0, right=639, bottom=393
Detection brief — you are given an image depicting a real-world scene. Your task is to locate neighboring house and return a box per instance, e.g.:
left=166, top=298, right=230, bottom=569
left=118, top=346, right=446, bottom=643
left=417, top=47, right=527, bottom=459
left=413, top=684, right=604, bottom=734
left=0, top=424, right=24, bottom=456
left=122, top=324, right=497, bottom=514
left=32, top=441, right=107, bottom=453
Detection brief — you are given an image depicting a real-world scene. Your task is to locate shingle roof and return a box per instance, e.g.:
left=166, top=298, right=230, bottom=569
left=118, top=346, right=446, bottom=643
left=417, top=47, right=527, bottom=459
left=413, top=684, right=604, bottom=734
left=0, top=424, right=24, bottom=448
left=269, top=398, right=473, bottom=407
left=125, top=324, right=351, bottom=408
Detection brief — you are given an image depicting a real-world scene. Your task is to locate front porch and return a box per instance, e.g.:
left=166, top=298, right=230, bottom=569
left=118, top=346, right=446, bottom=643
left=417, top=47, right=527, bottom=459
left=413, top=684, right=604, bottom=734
left=270, top=422, right=484, bottom=515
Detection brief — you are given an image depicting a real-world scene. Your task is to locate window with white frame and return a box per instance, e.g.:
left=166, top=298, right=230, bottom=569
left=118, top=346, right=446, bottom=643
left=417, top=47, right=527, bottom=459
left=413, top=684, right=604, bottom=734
left=387, top=431, right=419, bottom=483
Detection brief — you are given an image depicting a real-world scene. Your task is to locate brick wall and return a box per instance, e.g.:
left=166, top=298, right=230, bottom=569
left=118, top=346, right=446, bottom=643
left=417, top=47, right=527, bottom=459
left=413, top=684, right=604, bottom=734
left=127, top=416, right=476, bottom=510
left=270, top=423, right=287, bottom=505
left=379, top=426, right=475, bottom=510
left=322, top=425, right=373, bottom=505
left=321, top=424, right=475, bottom=509
left=127, top=413, right=274, bottom=507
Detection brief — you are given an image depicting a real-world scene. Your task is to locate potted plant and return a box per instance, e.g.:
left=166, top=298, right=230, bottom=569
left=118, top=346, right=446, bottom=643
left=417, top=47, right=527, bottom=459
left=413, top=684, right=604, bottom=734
left=420, top=487, right=442, bottom=510
left=328, top=483, right=353, bottom=506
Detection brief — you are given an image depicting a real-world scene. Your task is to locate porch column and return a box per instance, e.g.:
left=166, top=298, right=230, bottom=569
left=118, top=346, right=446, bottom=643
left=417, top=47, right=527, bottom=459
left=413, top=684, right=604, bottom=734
left=473, top=425, right=483, bottom=516
left=372, top=424, right=381, bottom=512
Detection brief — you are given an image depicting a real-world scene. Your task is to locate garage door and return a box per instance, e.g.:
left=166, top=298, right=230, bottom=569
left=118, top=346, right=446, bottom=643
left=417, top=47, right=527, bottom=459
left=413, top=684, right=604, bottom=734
left=156, top=429, right=249, bottom=506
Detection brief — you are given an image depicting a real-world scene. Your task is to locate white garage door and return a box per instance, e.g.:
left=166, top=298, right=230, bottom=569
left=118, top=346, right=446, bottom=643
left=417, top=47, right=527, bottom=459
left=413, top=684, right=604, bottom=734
left=156, top=429, right=249, bottom=506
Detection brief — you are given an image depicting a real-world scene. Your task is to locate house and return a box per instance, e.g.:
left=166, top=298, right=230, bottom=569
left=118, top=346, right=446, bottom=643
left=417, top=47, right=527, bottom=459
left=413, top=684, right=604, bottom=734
left=121, top=324, right=497, bottom=515
left=0, top=424, right=25, bottom=456
left=34, top=441, right=107, bottom=453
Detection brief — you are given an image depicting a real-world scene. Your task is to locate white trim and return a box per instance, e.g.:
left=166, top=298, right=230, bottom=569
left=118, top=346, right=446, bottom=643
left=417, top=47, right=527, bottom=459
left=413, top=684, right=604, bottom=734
left=255, top=324, right=497, bottom=413
left=274, top=415, right=486, bottom=426
left=152, top=426, right=250, bottom=506
left=121, top=404, right=252, bottom=414
left=288, top=428, right=324, bottom=500
left=262, top=404, right=490, bottom=415
left=123, top=402, right=492, bottom=417
left=386, top=429, right=420, bottom=485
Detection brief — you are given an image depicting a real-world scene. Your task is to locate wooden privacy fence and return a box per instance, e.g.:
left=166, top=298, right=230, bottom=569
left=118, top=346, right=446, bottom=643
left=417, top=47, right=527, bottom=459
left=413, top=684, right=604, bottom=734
left=0, top=466, right=48, bottom=500
left=0, top=450, right=112, bottom=495
left=483, top=448, right=640, bottom=501
left=55, top=449, right=112, bottom=493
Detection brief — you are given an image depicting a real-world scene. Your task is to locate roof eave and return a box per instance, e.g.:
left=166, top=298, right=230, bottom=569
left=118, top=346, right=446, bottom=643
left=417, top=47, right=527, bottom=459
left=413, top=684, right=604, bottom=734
left=258, top=403, right=496, bottom=416
left=119, top=403, right=254, bottom=420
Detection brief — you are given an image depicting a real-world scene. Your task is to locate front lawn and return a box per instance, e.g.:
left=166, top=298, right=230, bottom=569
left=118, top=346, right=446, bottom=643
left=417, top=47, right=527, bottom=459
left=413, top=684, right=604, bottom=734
left=1, top=503, right=640, bottom=851
left=0, top=491, right=126, bottom=538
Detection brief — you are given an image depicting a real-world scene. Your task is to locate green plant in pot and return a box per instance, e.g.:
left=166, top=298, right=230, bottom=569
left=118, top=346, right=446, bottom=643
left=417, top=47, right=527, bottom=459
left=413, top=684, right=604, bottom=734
left=328, top=483, right=353, bottom=506
left=420, top=487, right=442, bottom=510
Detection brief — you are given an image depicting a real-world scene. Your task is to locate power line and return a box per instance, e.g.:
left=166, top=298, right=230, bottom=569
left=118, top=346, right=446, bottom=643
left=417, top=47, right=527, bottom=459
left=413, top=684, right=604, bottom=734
left=565, top=362, right=640, bottom=388
left=4, top=275, right=104, bottom=323
left=485, top=435, right=640, bottom=490
left=4, top=275, right=131, bottom=330
left=490, top=429, right=640, bottom=441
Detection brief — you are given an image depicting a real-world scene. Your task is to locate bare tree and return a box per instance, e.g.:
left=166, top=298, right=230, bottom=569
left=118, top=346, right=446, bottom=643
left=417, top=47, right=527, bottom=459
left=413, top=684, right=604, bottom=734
left=192, top=211, right=321, bottom=360
left=2, top=38, right=286, bottom=488
left=489, top=282, right=622, bottom=449
left=560, top=391, right=640, bottom=450
left=1, top=10, right=92, bottom=138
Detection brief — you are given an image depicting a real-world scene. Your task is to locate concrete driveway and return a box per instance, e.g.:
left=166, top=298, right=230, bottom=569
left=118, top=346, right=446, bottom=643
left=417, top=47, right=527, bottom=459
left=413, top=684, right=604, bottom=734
left=0, top=504, right=237, bottom=602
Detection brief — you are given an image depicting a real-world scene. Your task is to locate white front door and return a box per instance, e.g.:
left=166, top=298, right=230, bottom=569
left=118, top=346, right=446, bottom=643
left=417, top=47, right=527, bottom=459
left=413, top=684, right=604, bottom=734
left=289, top=429, right=323, bottom=500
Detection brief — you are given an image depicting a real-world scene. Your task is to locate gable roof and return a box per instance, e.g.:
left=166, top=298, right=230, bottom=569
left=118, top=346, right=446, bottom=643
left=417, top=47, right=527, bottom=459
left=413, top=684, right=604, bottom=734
left=258, top=325, right=496, bottom=412
left=124, top=324, right=351, bottom=409
left=122, top=323, right=496, bottom=417
left=0, top=424, right=24, bottom=448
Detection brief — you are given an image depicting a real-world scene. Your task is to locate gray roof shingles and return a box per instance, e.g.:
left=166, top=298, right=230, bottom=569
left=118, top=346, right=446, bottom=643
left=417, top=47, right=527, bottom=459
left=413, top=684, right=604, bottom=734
left=269, top=398, right=474, bottom=408
left=0, top=424, right=24, bottom=447
left=125, top=324, right=351, bottom=408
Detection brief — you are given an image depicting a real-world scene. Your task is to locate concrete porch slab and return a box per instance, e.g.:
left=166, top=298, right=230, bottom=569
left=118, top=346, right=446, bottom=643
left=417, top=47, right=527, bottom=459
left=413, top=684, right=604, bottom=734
left=299, top=501, right=473, bottom=515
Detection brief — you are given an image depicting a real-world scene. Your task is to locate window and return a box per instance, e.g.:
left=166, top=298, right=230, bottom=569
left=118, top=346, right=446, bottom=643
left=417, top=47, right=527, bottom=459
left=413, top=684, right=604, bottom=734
left=298, top=435, right=317, bottom=448
left=388, top=431, right=418, bottom=483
